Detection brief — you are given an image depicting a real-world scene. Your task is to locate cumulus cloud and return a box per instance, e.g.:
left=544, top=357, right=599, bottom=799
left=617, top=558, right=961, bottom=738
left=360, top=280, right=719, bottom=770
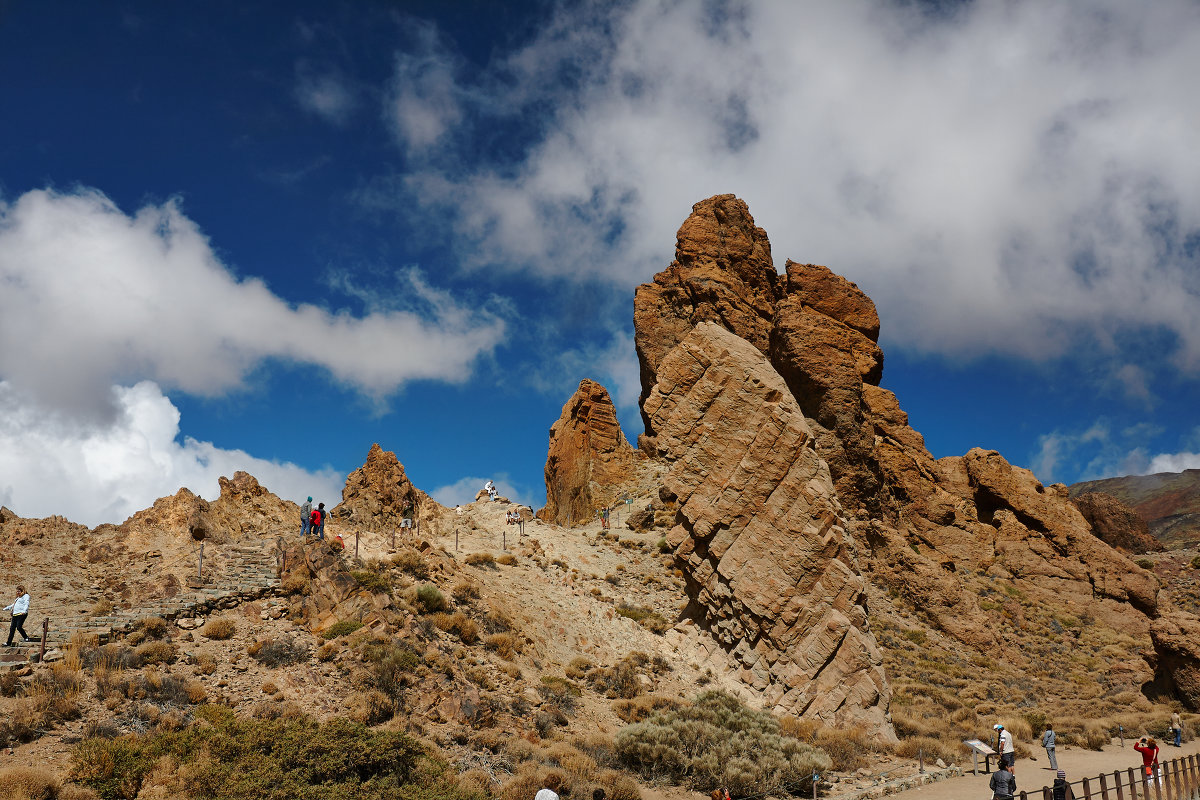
left=1146, top=451, right=1200, bottom=474
left=0, top=187, right=505, bottom=420
left=390, top=0, right=1200, bottom=368
left=0, top=380, right=344, bottom=527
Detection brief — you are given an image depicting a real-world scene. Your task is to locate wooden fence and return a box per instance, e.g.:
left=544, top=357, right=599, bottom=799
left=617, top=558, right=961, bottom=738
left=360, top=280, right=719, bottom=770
left=1018, top=754, right=1200, bottom=800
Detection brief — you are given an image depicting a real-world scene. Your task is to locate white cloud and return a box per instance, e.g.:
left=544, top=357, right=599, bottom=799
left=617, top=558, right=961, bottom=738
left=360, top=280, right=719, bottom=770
left=294, top=69, right=356, bottom=125
left=1146, top=451, right=1200, bottom=474
left=0, top=380, right=344, bottom=527
left=0, top=187, right=505, bottom=420
left=391, top=0, right=1200, bottom=368
left=430, top=473, right=534, bottom=509
left=385, top=20, right=467, bottom=156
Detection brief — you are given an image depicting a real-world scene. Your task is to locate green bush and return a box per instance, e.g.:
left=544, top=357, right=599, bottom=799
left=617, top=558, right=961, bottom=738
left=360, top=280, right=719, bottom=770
left=615, top=690, right=830, bottom=796
left=416, top=585, right=448, bottom=613
left=1136, top=558, right=1155, bottom=570
left=351, top=570, right=392, bottom=594
left=70, top=704, right=474, bottom=800
left=321, top=620, right=364, bottom=640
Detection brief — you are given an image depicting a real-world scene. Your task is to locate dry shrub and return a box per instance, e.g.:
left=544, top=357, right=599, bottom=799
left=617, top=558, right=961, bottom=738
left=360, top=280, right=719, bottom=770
left=200, top=618, right=235, bottom=640
left=544, top=742, right=597, bottom=782
left=815, top=726, right=885, bottom=771
left=90, top=600, right=114, bottom=617
left=57, top=786, right=99, bottom=800
left=465, top=552, right=496, bottom=568
left=1003, top=717, right=1033, bottom=742
left=132, top=641, right=177, bottom=667
left=261, top=682, right=279, bottom=695
left=485, top=633, right=522, bottom=661
left=892, top=711, right=940, bottom=739
left=613, top=695, right=680, bottom=723
left=317, top=643, right=337, bottom=662
left=137, top=618, right=169, bottom=640
left=457, top=769, right=495, bottom=798
left=586, top=657, right=642, bottom=699
left=433, top=612, right=479, bottom=644
left=416, top=585, right=448, bottom=613
left=452, top=580, right=481, bottom=603
left=893, top=735, right=959, bottom=765
left=616, top=690, right=828, bottom=796
left=496, top=554, right=517, bottom=566
left=348, top=689, right=396, bottom=726
left=247, top=636, right=308, bottom=667
left=0, top=765, right=61, bottom=799
left=498, top=763, right=543, bottom=800
left=390, top=549, right=429, bottom=578
left=595, top=769, right=641, bottom=800
left=281, top=572, right=310, bottom=595
left=193, top=653, right=217, bottom=675
left=503, top=737, right=538, bottom=765
left=779, top=716, right=820, bottom=743
left=565, top=657, right=593, bottom=680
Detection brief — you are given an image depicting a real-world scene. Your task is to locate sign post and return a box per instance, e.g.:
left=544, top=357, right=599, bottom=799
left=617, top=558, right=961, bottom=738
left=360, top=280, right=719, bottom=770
left=963, top=740, right=997, bottom=775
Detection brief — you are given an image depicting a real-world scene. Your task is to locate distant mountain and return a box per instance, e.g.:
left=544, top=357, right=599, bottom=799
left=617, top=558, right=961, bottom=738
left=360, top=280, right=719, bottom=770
left=1069, top=469, right=1200, bottom=548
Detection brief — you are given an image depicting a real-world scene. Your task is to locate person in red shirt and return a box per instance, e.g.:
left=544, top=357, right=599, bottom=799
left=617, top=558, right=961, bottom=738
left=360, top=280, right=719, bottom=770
left=1134, top=737, right=1159, bottom=782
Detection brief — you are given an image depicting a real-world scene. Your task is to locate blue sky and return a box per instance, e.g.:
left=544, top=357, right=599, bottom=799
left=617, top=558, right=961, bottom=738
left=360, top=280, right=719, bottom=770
left=2, top=0, right=1199, bottom=526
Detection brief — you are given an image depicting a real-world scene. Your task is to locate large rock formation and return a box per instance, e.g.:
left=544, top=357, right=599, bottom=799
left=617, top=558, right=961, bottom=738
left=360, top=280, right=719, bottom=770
left=334, top=443, right=437, bottom=532
left=645, top=322, right=893, bottom=735
left=1071, top=492, right=1164, bottom=554
left=1071, top=470, right=1200, bottom=548
left=538, top=379, right=636, bottom=527
left=633, top=193, right=1200, bottom=723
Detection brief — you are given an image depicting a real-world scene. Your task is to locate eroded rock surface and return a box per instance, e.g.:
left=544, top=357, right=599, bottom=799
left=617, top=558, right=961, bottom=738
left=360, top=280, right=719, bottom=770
left=538, top=379, right=636, bottom=527
left=645, top=322, right=893, bottom=736
left=334, top=443, right=437, bottom=532
left=1072, top=492, right=1165, bottom=554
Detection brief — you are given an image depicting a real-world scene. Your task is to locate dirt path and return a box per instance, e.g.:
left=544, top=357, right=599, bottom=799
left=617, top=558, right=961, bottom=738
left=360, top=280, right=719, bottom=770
left=888, top=738, right=1200, bottom=800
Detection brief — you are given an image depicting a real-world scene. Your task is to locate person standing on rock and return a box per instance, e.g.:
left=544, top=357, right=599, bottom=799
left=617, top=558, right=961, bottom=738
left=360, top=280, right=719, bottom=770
left=989, top=761, right=1016, bottom=800
left=316, top=502, right=327, bottom=540
left=300, top=496, right=313, bottom=538
left=1041, top=723, right=1058, bottom=770
left=3, top=586, right=31, bottom=647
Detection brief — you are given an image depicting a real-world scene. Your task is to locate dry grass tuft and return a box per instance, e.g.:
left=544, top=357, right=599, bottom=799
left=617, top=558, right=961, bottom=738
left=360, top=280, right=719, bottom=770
left=200, top=618, right=236, bottom=640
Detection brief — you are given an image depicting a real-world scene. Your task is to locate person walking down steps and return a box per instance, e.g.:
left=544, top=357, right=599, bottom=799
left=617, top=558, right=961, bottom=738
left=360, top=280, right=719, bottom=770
left=4, top=586, right=31, bottom=647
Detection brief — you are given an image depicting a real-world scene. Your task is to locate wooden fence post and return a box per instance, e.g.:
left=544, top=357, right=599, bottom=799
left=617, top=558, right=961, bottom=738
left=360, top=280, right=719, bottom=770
left=1154, top=765, right=1164, bottom=800
left=38, top=619, right=48, bottom=663
left=1101, top=772, right=1111, bottom=800
left=1129, top=767, right=1140, bottom=800
left=1084, top=776, right=1094, bottom=799
left=1042, top=787, right=1052, bottom=800
left=1116, top=769, right=1126, bottom=800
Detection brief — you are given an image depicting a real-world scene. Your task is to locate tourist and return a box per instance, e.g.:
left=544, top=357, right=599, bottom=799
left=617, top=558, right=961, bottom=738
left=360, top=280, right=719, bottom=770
left=1171, top=710, right=1183, bottom=747
left=1052, top=769, right=1073, bottom=800
left=995, top=723, right=1015, bottom=768
left=989, top=761, right=1016, bottom=800
left=3, top=586, right=31, bottom=647
left=316, top=502, right=327, bottom=539
left=1134, top=736, right=1159, bottom=782
left=1042, top=723, right=1058, bottom=770
left=533, top=773, right=561, bottom=800
left=300, top=496, right=313, bottom=538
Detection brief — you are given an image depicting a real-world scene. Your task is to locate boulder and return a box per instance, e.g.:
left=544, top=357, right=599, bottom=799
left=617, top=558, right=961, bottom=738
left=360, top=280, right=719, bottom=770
left=1150, top=612, right=1200, bottom=711
left=1071, top=492, right=1165, bottom=554
left=644, top=321, right=894, bottom=737
left=334, top=444, right=439, bottom=532
left=537, top=379, right=636, bottom=527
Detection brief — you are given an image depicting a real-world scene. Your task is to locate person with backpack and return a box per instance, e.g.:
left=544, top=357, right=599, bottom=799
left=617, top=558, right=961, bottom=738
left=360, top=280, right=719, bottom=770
left=300, top=496, right=313, bottom=538
left=316, top=502, right=327, bottom=540
left=310, top=506, right=322, bottom=540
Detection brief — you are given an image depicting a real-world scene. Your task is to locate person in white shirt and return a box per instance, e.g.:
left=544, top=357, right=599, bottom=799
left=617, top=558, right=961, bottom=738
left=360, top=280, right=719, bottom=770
left=995, top=723, right=1015, bottom=767
left=534, top=774, right=561, bottom=800
left=4, top=586, right=31, bottom=647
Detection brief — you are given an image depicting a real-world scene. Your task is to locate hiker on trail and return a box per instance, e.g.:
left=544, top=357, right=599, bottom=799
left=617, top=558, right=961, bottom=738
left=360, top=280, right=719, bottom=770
left=310, top=506, right=322, bottom=540
left=599, top=507, right=609, bottom=529
left=1052, top=769, right=1074, bottom=800
left=1171, top=710, right=1183, bottom=747
left=995, top=723, right=1015, bottom=768
left=1041, top=723, right=1058, bottom=770
left=4, top=586, right=31, bottom=647
left=300, top=496, right=313, bottom=538
left=316, top=502, right=327, bottom=540
left=989, top=761, right=1016, bottom=800
left=1134, top=736, right=1160, bottom=782
left=533, top=773, right=561, bottom=800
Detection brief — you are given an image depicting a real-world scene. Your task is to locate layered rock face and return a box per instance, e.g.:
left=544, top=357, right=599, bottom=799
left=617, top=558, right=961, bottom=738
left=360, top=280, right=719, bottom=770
left=334, top=443, right=437, bottom=532
left=1071, top=492, right=1164, bottom=554
left=634, top=193, right=1200, bottom=716
left=645, top=322, right=893, bottom=734
left=538, top=379, right=636, bottom=527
